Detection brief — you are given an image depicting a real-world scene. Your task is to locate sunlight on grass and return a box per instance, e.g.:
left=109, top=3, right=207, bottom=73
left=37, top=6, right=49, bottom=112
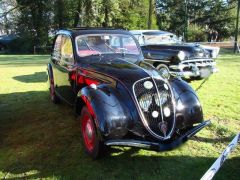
left=0, top=54, right=239, bottom=179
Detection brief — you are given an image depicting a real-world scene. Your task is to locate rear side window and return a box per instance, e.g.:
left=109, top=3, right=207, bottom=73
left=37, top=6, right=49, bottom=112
left=61, top=35, right=74, bottom=63
left=53, top=35, right=62, bottom=58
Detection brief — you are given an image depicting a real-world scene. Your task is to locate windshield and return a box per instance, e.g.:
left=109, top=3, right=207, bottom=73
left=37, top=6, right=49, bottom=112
left=136, top=34, right=182, bottom=45
left=75, top=34, right=140, bottom=57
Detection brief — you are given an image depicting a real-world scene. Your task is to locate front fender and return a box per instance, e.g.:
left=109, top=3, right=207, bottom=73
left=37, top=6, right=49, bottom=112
left=169, top=78, right=203, bottom=129
left=76, top=84, right=132, bottom=140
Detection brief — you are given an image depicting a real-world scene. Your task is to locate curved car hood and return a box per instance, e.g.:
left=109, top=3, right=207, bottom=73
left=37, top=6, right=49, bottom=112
left=142, top=44, right=201, bottom=52
left=77, top=56, right=154, bottom=88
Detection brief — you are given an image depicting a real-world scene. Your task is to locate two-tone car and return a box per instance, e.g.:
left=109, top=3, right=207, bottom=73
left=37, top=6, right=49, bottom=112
left=47, top=28, right=210, bottom=159
left=130, top=30, right=219, bottom=80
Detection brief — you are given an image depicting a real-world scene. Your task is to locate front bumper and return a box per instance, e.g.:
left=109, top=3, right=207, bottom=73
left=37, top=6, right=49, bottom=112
left=169, top=59, right=218, bottom=78
left=105, top=120, right=211, bottom=151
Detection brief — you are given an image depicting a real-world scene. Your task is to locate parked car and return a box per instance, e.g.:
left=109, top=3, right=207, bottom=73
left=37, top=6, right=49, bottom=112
left=47, top=28, right=210, bottom=159
left=130, top=30, right=219, bottom=80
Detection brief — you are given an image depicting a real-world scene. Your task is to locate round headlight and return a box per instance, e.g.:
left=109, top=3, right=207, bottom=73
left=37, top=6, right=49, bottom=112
left=154, top=92, right=168, bottom=106
left=177, top=51, right=186, bottom=61
left=139, top=94, right=152, bottom=111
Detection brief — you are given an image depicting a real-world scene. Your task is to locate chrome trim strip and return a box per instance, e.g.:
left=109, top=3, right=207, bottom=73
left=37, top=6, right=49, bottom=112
left=181, top=58, right=214, bottom=63
left=105, top=141, right=156, bottom=148
left=145, top=58, right=170, bottom=63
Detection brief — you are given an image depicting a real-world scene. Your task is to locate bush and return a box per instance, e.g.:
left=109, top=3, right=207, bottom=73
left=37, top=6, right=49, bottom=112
left=187, top=25, right=207, bottom=42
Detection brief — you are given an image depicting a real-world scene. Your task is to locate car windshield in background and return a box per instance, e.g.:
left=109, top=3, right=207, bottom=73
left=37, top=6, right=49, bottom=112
left=75, top=34, right=140, bottom=57
left=139, top=34, right=181, bottom=45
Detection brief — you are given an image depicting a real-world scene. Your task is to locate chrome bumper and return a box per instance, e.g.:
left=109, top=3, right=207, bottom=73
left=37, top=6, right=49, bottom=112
left=105, top=120, right=211, bottom=151
left=169, top=59, right=218, bottom=78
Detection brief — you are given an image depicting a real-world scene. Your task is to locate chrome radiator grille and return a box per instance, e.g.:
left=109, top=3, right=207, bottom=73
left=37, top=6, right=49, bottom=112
left=133, top=77, right=175, bottom=140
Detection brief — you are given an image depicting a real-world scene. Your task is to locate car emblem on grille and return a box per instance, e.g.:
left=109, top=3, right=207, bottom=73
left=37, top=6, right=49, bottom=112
left=159, top=121, right=168, bottom=136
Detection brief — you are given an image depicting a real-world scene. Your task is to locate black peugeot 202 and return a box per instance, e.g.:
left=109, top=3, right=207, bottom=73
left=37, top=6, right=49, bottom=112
left=47, top=27, right=210, bottom=159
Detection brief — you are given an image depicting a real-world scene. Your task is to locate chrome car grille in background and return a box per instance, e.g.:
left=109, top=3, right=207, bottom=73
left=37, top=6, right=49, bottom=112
left=181, top=59, right=216, bottom=70
left=133, top=77, right=175, bottom=140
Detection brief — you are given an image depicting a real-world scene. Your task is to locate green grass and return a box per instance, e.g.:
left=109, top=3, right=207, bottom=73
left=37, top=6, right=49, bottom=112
left=0, top=54, right=239, bottom=179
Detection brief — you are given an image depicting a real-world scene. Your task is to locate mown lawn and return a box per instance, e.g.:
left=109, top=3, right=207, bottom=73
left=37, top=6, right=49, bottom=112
left=0, top=54, right=239, bottom=179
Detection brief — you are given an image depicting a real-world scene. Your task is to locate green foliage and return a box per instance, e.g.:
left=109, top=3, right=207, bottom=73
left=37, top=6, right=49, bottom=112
left=156, top=0, right=237, bottom=40
left=187, top=24, right=207, bottom=42
left=1, top=0, right=238, bottom=51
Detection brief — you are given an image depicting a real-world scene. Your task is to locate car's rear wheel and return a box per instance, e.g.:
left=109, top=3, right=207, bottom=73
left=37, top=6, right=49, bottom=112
left=48, top=72, right=60, bottom=104
left=80, top=106, right=105, bottom=159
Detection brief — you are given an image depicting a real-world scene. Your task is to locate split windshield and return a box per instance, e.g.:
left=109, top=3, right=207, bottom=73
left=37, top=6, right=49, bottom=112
left=75, top=34, right=140, bottom=57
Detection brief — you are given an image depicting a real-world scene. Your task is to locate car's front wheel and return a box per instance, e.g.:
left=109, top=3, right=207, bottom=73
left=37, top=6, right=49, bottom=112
left=79, top=106, right=105, bottom=159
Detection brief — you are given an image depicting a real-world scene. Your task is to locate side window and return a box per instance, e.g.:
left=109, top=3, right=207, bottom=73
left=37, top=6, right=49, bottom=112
left=61, top=35, right=74, bottom=64
left=53, top=35, right=62, bottom=58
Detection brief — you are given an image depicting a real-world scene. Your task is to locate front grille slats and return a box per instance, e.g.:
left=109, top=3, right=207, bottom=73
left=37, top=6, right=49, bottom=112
left=133, top=77, right=175, bottom=140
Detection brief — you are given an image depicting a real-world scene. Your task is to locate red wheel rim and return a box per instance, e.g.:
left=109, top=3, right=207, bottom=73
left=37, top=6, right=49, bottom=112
left=81, top=113, right=95, bottom=152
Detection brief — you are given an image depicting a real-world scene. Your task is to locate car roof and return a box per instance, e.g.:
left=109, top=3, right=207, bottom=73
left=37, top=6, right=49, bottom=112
left=57, top=27, right=132, bottom=37
left=130, top=30, right=174, bottom=36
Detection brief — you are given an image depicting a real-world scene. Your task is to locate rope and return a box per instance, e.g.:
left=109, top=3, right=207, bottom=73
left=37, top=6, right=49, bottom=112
left=195, top=77, right=210, bottom=92
left=201, top=133, right=240, bottom=180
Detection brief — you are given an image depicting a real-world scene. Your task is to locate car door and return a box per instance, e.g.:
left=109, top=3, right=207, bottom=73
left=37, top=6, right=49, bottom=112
left=54, top=34, right=76, bottom=104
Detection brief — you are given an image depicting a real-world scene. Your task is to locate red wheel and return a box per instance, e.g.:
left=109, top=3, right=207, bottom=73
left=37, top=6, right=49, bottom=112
left=80, top=106, right=105, bottom=159
left=48, top=72, right=60, bottom=104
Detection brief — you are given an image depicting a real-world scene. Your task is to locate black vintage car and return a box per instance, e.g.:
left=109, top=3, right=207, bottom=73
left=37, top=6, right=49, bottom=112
left=47, top=28, right=210, bottom=159
left=130, top=30, right=219, bottom=80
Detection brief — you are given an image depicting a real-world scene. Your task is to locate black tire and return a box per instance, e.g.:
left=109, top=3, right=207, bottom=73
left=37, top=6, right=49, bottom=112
left=79, top=106, right=105, bottom=159
left=48, top=72, right=60, bottom=104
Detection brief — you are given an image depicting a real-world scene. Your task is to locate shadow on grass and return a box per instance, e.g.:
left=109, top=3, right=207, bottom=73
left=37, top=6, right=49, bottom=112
left=192, top=135, right=235, bottom=144
left=0, top=91, right=239, bottom=180
left=13, top=72, right=47, bottom=83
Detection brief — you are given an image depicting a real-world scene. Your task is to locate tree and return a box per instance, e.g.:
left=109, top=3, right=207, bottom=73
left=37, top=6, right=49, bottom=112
left=156, top=0, right=237, bottom=40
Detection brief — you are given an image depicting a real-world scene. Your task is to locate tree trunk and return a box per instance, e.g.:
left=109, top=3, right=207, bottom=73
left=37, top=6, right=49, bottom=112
left=148, top=0, right=153, bottom=29
left=74, top=0, right=82, bottom=27
left=234, top=0, right=240, bottom=53
left=57, top=0, right=64, bottom=28
left=103, top=0, right=110, bottom=27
